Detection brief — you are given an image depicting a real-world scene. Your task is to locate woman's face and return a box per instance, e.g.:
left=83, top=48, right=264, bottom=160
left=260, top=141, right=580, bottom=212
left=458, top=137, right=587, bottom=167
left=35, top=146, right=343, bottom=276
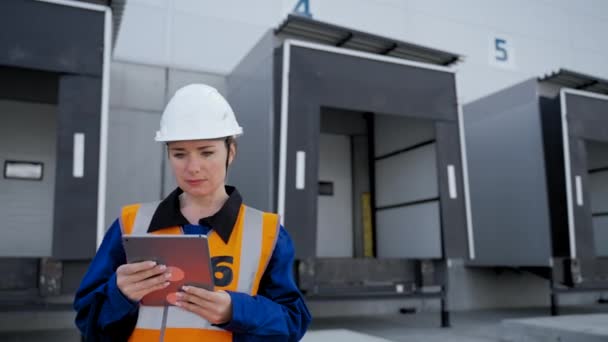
left=167, top=139, right=235, bottom=198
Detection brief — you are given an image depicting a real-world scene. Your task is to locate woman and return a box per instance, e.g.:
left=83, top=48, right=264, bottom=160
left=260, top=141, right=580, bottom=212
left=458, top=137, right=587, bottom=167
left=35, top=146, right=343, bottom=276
left=74, top=84, right=311, bottom=341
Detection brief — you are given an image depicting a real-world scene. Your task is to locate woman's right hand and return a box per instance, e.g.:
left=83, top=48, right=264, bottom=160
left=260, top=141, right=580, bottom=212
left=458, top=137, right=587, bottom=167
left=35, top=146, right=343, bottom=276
left=116, top=261, right=171, bottom=302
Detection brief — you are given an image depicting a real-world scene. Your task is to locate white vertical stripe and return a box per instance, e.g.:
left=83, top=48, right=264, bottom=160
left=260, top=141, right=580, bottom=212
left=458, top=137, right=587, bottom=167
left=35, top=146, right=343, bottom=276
left=296, top=151, right=306, bottom=190
left=97, top=7, right=112, bottom=249
left=560, top=89, right=576, bottom=259
left=277, top=42, right=291, bottom=225
left=456, top=86, right=475, bottom=260
left=447, top=165, right=457, bottom=199
left=73, top=133, right=85, bottom=178
left=575, top=175, right=584, bottom=207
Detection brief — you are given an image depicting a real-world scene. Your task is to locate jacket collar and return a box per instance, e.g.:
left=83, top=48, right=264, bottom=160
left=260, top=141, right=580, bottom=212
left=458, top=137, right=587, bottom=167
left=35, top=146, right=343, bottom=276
left=147, top=185, right=243, bottom=244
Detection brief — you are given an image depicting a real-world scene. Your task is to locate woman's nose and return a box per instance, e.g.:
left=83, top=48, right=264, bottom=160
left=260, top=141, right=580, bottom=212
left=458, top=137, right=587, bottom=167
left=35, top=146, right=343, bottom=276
left=186, top=158, right=202, bottom=174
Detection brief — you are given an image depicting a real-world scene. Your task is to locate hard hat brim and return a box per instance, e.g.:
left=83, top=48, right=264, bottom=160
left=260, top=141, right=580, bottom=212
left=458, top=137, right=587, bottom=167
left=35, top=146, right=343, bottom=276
left=154, top=127, right=243, bottom=142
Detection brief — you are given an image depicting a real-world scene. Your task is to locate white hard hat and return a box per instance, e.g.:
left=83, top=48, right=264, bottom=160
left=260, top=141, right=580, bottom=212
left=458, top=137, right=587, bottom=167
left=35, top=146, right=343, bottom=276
left=155, top=84, right=243, bottom=142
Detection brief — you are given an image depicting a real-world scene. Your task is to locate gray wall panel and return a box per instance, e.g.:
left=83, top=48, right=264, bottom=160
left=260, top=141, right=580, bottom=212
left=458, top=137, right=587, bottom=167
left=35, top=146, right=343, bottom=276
left=464, top=79, right=538, bottom=124
left=110, top=61, right=166, bottom=112
left=53, top=76, right=101, bottom=260
left=465, top=97, right=552, bottom=266
left=586, top=141, right=608, bottom=170
left=589, top=172, right=608, bottom=214
left=168, top=68, right=227, bottom=98
left=0, top=0, right=104, bottom=76
left=567, top=94, right=608, bottom=142
left=568, top=138, right=596, bottom=259
left=291, top=46, right=458, bottom=122
left=320, top=108, right=367, bottom=135
left=284, top=80, right=321, bottom=258
left=105, top=109, right=163, bottom=228
left=0, top=100, right=56, bottom=257
left=570, top=120, right=608, bottom=143
left=593, top=216, right=608, bottom=257
left=229, top=31, right=277, bottom=92
left=539, top=96, right=570, bottom=257
left=566, top=93, right=608, bottom=124
left=374, top=115, right=435, bottom=157
left=375, top=144, right=438, bottom=207
left=227, top=34, right=275, bottom=211
left=436, top=121, right=469, bottom=258
left=376, top=202, right=442, bottom=258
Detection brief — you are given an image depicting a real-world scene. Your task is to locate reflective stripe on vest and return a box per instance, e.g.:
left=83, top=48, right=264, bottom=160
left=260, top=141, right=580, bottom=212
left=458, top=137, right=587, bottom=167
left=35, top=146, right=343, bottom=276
left=136, top=306, right=221, bottom=330
left=119, top=202, right=280, bottom=341
left=131, top=201, right=162, bottom=235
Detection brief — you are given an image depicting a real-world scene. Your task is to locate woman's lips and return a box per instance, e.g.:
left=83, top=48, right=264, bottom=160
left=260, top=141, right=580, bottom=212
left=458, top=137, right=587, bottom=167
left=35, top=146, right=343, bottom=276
left=186, top=179, right=205, bottom=186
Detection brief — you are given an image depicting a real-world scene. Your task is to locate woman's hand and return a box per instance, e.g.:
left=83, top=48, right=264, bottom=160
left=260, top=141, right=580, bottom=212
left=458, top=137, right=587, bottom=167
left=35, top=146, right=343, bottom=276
left=175, top=286, right=233, bottom=325
left=116, top=261, right=171, bottom=302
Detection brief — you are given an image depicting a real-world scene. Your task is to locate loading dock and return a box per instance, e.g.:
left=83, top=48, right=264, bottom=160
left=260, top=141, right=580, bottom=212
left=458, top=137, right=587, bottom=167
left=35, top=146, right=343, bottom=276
left=0, top=0, right=111, bottom=305
left=464, top=69, right=608, bottom=315
left=228, top=15, right=472, bottom=325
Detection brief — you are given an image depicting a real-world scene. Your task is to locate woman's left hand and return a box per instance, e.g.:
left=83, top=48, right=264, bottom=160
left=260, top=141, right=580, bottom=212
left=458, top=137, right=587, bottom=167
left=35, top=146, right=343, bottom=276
left=175, top=286, right=233, bottom=325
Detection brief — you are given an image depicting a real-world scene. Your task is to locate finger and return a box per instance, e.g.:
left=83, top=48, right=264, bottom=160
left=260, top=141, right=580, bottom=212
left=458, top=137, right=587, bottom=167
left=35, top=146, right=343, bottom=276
left=182, top=286, right=214, bottom=301
left=176, top=292, right=215, bottom=309
left=137, top=280, right=171, bottom=298
left=119, top=265, right=165, bottom=288
left=118, top=261, right=157, bottom=275
left=133, top=273, right=172, bottom=292
left=129, top=264, right=167, bottom=283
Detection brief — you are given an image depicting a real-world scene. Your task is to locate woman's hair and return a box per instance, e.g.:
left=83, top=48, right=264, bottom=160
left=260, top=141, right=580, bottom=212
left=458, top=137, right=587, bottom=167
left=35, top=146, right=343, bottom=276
left=224, top=136, right=237, bottom=169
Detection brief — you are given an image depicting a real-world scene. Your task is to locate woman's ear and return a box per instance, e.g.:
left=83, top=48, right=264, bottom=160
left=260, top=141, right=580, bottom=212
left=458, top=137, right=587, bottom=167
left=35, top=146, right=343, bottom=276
left=228, top=142, right=236, bottom=166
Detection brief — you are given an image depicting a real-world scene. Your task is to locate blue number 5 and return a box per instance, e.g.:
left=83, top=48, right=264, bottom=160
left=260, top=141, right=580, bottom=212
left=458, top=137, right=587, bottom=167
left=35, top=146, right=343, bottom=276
left=495, top=38, right=508, bottom=62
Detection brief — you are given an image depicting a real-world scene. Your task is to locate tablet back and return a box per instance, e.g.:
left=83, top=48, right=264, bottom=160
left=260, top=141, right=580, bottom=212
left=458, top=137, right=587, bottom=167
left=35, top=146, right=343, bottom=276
left=123, top=235, right=214, bottom=306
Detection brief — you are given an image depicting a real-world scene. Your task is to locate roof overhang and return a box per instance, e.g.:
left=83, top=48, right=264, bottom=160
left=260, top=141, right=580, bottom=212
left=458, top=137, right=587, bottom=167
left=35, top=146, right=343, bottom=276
left=276, top=14, right=462, bottom=67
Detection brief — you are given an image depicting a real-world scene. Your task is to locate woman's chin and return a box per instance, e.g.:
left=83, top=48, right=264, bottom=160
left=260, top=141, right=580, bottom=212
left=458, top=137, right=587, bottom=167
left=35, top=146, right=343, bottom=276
left=181, top=183, right=213, bottom=197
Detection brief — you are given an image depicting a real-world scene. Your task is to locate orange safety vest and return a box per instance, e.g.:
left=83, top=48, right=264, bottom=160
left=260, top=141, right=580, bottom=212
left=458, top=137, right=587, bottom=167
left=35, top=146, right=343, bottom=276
left=120, top=201, right=280, bottom=342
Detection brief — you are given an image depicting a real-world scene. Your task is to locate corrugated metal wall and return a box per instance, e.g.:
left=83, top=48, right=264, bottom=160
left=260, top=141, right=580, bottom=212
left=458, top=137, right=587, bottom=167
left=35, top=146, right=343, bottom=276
left=0, top=100, right=57, bottom=257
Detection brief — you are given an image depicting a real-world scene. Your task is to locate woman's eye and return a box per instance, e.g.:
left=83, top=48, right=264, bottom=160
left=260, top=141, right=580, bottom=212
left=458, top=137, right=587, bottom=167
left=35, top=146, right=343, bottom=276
left=202, top=151, right=214, bottom=157
left=173, top=153, right=185, bottom=158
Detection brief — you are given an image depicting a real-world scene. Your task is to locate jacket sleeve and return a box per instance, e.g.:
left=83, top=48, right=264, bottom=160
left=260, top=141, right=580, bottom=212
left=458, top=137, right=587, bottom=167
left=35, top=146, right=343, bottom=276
left=73, top=219, right=139, bottom=341
left=219, top=226, right=312, bottom=341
